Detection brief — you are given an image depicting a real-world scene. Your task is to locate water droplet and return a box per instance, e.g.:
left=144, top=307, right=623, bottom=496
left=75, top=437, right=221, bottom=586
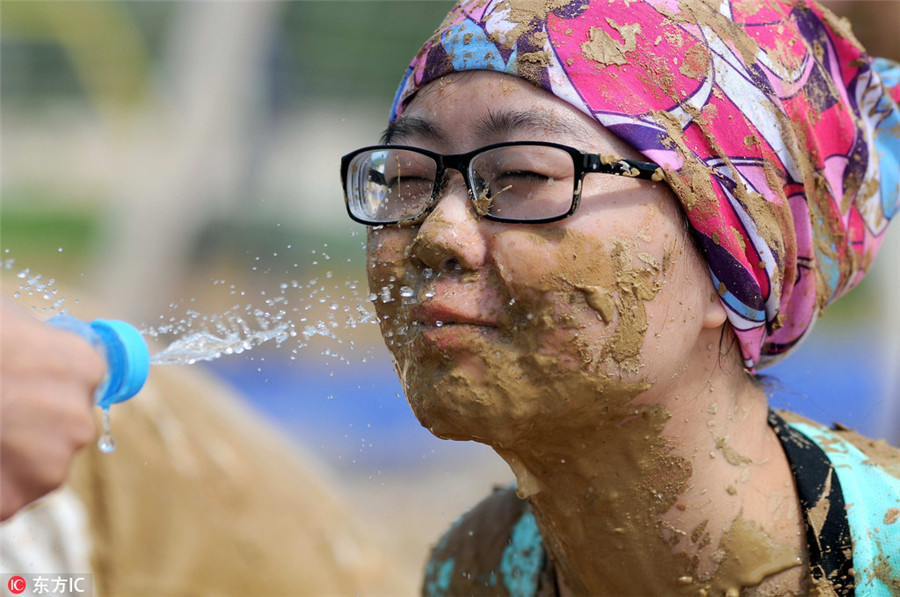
left=98, top=408, right=116, bottom=453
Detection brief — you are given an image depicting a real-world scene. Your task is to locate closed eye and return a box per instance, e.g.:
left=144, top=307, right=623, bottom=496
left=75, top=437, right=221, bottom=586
left=386, top=175, right=433, bottom=185
left=496, top=171, right=550, bottom=183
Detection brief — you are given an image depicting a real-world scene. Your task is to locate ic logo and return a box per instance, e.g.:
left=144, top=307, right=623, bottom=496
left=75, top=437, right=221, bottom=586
left=7, top=576, right=26, bottom=594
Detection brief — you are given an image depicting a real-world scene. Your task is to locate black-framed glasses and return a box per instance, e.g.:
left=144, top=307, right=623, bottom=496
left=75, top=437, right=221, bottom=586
left=340, top=141, right=661, bottom=226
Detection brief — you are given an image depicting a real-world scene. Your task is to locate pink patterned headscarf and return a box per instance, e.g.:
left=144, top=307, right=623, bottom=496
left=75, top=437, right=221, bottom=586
left=390, top=0, right=900, bottom=370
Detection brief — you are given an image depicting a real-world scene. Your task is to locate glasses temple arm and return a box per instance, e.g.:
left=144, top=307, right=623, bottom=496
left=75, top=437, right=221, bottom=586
left=583, top=153, right=661, bottom=180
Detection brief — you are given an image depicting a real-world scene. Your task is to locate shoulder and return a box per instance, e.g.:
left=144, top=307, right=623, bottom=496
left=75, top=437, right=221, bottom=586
left=776, top=410, right=900, bottom=479
left=831, top=427, right=900, bottom=480
left=776, top=410, right=900, bottom=594
left=422, top=485, right=556, bottom=597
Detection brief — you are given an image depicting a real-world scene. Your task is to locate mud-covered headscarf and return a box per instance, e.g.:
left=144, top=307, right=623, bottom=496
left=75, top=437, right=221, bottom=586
left=390, top=0, right=900, bottom=371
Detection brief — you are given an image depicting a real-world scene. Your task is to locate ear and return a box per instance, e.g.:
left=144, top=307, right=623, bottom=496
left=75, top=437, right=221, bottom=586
left=702, top=291, right=728, bottom=329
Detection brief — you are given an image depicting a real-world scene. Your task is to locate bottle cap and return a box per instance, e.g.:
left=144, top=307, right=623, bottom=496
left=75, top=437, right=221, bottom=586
left=89, top=319, right=150, bottom=408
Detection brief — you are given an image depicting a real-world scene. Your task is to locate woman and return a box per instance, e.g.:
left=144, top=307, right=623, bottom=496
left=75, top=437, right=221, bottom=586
left=340, top=0, right=900, bottom=594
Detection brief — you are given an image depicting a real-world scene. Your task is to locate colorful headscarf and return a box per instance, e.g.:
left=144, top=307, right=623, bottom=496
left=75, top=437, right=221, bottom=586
left=390, top=0, right=900, bottom=370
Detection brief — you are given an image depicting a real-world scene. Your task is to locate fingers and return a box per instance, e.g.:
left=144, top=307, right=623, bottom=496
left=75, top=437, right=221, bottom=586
left=0, top=300, right=105, bottom=521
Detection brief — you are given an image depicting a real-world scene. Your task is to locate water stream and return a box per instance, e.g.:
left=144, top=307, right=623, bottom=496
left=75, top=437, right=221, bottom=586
left=5, top=250, right=381, bottom=452
left=147, top=318, right=294, bottom=365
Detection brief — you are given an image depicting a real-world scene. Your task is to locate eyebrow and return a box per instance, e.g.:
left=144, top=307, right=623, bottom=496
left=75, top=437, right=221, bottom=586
left=381, top=117, right=448, bottom=145
left=382, top=108, right=596, bottom=147
left=475, top=109, right=594, bottom=144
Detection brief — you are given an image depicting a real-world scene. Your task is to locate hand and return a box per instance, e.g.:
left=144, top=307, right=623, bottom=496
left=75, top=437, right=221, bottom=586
left=1, top=300, right=106, bottom=521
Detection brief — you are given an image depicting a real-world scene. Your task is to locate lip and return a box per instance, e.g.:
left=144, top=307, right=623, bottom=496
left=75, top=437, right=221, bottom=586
left=412, top=277, right=503, bottom=329
left=414, top=302, right=499, bottom=328
left=411, top=296, right=502, bottom=353
left=402, top=273, right=506, bottom=346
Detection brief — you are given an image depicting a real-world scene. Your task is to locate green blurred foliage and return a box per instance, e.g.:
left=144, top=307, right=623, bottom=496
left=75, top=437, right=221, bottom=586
left=1, top=202, right=101, bottom=283
left=0, top=1, right=454, bottom=110
left=282, top=1, right=453, bottom=103
left=0, top=1, right=152, bottom=109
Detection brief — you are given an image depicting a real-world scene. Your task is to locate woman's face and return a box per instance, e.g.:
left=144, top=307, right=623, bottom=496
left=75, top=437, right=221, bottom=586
left=366, top=71, right=723, bottom=447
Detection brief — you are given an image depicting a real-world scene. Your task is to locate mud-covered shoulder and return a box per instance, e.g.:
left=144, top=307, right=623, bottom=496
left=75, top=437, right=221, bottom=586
left=832, top=428, right=900, bottom=480
left=777, top=409, right=900, bottom=479
left=422, top=485, right=556, bottom=597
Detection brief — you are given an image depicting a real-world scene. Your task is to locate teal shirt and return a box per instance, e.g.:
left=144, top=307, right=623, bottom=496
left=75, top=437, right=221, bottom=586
left=784, top=418, right=900, bottom=595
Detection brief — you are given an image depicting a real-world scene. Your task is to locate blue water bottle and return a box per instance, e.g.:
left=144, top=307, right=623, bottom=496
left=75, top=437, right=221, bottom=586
left=48, top=315, right=150, bottom=451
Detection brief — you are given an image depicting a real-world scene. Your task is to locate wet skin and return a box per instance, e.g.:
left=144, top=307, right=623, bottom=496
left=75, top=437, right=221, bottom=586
left=368, top=72, right=723, bottom=437
left=366, top=71, right=809, bottom=595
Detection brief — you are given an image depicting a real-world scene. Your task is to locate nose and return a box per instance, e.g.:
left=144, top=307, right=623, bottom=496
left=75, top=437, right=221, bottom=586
left=408, top=172, right=488, bottom=272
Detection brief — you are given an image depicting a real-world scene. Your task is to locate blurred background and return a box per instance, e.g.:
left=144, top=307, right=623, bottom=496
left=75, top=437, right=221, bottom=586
left=1, top=0, right=898, bottom=592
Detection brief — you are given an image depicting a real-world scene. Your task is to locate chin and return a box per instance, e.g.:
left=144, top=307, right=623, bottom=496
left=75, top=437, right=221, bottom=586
left=396, top=343, right=654, bottom=449
left=400, top=359, right=516, bottom=444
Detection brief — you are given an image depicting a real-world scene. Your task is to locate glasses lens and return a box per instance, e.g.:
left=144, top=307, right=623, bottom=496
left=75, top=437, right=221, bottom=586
left=347, top=149, right=437, bottom=223
left=469, top=145, right=575, bottom=221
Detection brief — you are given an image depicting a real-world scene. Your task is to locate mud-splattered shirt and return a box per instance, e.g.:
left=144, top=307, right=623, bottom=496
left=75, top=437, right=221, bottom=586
left=422, top=411, right=900, bottom=596
left=771, top=411, right=900, bottom=596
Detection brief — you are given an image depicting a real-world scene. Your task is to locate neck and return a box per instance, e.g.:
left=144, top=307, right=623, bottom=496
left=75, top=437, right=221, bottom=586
left=493, top=363, right=808, bottom=596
